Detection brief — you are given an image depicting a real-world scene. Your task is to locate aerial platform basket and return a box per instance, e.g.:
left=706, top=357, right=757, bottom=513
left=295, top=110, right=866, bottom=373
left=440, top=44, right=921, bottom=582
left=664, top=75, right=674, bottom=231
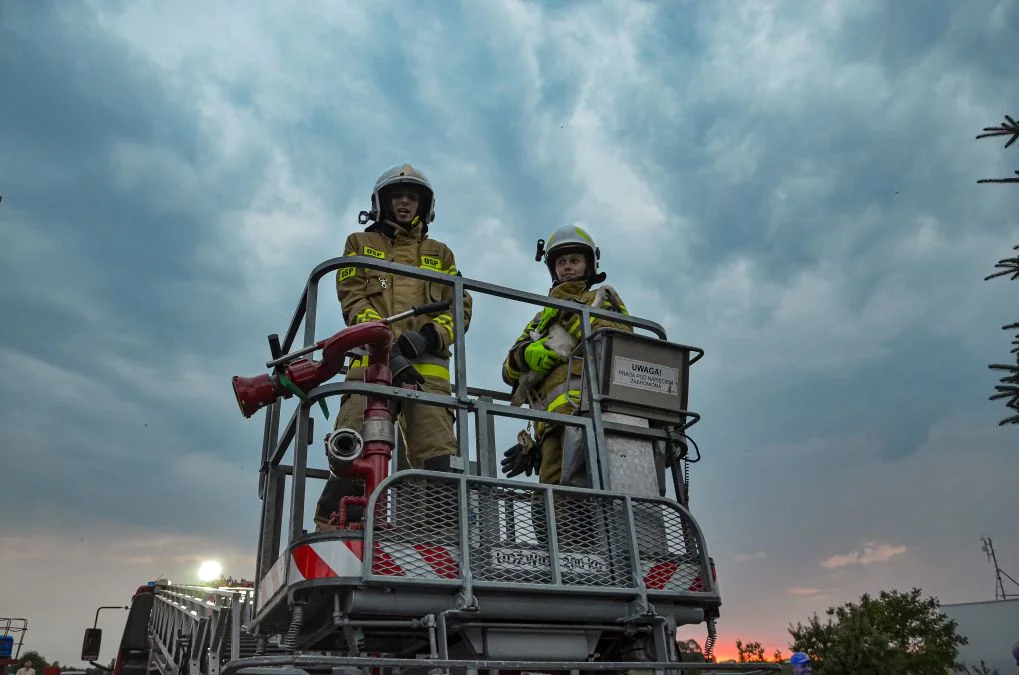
left=223, top=255, right=777, bottom=674
left=253, top=471, right=717, bottom=622
left=248, top=472, right=721, bottom=671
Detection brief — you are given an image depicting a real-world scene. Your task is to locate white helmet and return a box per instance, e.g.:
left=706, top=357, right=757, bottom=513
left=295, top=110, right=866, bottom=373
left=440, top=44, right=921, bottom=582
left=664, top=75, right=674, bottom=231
left=536, top=224, right=606, bottom=285
left=358, top=163, right=436, bottom=228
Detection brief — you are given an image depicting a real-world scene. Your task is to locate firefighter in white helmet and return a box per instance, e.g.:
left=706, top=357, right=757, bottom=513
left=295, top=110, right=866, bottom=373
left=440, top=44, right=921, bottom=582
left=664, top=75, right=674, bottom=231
left=314, top=163, right=473, bottom=531
left=499, top=224, right=632, bottom=484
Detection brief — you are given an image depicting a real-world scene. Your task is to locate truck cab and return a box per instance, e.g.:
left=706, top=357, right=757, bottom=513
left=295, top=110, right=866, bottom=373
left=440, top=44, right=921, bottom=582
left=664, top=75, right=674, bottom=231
left=81, top=581, right=166, bottom=675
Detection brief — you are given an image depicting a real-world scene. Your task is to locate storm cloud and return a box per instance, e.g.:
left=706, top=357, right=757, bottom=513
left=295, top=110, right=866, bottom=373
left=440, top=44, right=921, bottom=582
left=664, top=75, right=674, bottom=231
left=1, top=0, right=1016, bottom=663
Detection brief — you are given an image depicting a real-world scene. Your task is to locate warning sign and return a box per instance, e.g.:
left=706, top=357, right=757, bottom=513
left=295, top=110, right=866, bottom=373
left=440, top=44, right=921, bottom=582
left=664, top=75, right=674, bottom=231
left=611, top=356, right=680, bottom=396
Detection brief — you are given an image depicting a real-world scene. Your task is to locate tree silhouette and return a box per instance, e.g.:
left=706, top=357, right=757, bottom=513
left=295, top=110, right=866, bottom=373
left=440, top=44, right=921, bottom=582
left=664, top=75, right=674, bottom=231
left=676, top=637, right=706, bottom=661
left=956, top=661, right=1003, bottom=675
left=674, top=637, right=709, bottom=674
left=977, top=115, right=1019, bottom=426
left=736, top=639, right=766, bottom=663
left=788, top=587, right=968, bottom=674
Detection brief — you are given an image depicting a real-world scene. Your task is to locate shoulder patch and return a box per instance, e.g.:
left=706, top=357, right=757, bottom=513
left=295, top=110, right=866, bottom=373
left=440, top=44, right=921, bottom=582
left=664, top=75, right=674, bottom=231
left=420, top=254, right=443, bottom=271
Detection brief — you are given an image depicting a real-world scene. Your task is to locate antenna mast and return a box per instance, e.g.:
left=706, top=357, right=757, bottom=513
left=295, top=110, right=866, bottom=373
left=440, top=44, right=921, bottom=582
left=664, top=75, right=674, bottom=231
left=980, top=536, right=1018, bottom=600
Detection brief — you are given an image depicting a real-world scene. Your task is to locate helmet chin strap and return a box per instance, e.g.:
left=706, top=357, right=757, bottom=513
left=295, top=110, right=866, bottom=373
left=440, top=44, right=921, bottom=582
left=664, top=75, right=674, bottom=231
left=371, top=209, right=420, bottom=233
left=553, top=271, right=604, bottom=289
left=393, top=214, right=420, bottom=230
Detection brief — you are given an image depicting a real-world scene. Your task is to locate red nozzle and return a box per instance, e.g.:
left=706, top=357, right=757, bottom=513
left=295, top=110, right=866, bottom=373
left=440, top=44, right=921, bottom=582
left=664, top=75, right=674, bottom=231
left=232, top=321, right=395, bottom=419
left=232, top=374, right=279, bottom=418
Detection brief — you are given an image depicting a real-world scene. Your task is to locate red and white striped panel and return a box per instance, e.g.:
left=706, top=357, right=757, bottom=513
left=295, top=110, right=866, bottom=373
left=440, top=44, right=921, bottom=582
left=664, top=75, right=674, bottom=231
left=286, top=539, right=459, bottom=581
left=364, top=542, right=710, bottom=592
left=289, top=539, right=363, bottom=581
left=287, top=537, right=713, bottom=593
left=256, top=553, right=289, bottom=611
left=370, top=542, right=460, bottom=579
left=641, top=560, right=709, bottom=592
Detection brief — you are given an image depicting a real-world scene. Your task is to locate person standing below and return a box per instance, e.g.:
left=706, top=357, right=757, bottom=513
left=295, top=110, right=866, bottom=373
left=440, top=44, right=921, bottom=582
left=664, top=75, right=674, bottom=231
left=313, top=164, right=473, bottom=531
left=15, top=660, right=35, bottom=675
left=790, top=652, right=812, bottom=674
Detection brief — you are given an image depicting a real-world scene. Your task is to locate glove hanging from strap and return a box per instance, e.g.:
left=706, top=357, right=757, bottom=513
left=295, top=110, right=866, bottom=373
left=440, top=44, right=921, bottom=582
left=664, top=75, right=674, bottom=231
left=500, top=428, right=540, bottom=478
left=389, top=351, right=424, bottom=387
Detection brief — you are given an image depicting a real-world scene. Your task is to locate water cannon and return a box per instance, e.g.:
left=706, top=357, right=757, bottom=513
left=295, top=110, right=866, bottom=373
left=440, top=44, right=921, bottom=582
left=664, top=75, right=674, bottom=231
left=231, top=301, right=451, bottom=418
left=234, top=298, right=452, bottom=530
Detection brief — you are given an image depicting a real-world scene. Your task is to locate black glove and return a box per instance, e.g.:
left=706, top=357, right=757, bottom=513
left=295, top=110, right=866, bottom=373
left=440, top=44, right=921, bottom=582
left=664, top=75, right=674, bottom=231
left=389, top=352, right=425, bottom=387
left=500, top=430, right=540, bottom=478
left=396, top=325, right=441, bottom=359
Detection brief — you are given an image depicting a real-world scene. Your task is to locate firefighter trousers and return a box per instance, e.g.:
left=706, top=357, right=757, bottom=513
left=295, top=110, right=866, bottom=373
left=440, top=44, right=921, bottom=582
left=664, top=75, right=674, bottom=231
left=530, top=420, right=597, bottom=552
left=313, top=365, right=457, bottom=531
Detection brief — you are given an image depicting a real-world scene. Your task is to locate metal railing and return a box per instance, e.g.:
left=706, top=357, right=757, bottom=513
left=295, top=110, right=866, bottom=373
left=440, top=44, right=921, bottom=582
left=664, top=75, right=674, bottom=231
left=252, top=256, right=704, bottom=607
left=0, top=618, right=27, bottom=663
left=148, top=586, right=254, bottom=675
left=360, top=469, right=717, bottom=615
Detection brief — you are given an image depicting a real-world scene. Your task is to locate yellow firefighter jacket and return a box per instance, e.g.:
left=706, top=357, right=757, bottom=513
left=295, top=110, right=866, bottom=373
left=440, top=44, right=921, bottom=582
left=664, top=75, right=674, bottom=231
left=502, top=279, right=632, bottom=423
left=336, top=219, right=473, bottom=380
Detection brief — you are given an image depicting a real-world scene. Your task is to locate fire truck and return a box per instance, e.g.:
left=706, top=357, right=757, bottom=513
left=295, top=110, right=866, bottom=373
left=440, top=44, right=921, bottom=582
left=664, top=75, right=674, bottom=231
left=81, top=254, right=779, bottom=675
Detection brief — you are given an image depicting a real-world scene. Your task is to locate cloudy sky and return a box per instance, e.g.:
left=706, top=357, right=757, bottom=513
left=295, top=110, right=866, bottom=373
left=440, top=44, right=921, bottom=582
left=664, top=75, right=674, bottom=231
left=2, top=0, right=1018, bottom=665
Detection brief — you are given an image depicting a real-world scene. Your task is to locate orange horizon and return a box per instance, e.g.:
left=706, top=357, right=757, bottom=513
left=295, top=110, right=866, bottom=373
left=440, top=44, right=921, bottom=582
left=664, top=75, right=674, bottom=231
left=690, top=639, right=792, bottom=664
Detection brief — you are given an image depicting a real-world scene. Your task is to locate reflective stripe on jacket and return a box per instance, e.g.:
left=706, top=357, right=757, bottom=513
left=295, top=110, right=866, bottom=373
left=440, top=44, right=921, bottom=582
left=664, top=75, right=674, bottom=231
left=336, top=220, right=473, bottom=373
left=502, top=279, right=632, bottom=413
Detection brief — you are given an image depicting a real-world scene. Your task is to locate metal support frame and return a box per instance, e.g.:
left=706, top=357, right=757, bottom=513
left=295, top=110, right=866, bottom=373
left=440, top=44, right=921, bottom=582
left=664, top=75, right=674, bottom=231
left=231, top=256, right=775, bottom=673
left=252, top=256, right=695, bottom=569
left=0, top=618, right=28, bottom=664
left=221, top=654, right=781, bottom=674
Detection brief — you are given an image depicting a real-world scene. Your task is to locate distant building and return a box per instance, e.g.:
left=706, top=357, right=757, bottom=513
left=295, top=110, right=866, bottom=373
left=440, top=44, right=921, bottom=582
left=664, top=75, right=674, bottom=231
left=940, top=598, right=1019, bottom=672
